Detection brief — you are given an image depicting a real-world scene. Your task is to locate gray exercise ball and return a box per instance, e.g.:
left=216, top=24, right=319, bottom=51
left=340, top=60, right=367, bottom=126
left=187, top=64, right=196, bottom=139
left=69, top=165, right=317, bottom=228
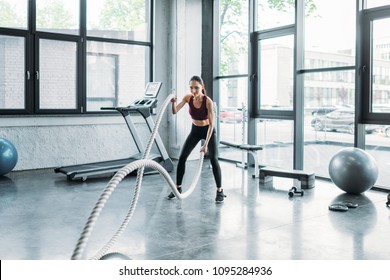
left=329, top=147, right=378, bottom=194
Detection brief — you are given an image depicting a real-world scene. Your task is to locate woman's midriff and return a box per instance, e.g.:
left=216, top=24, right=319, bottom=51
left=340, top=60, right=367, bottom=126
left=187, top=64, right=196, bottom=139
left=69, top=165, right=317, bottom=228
left=192, top=119, right=209, bottom=127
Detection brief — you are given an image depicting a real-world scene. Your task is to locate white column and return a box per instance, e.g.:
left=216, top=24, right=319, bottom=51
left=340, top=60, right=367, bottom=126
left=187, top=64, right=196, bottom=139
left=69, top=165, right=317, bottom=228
left=169, top=0, right=202, bottom=160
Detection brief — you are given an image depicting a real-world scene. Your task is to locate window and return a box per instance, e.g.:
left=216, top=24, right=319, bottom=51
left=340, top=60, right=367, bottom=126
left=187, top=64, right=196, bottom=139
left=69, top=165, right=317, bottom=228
left=38, top=39, right=78, bottom=110
left=217, top=0, right=249, bottom=163
left=304, top=0, right=356, bottom=69
left=361, top=7, right=390, bottom=190
left=0, top=35, right=26, bottom=110
left=214, top=0, right=390, bottom=189
left=86, top=52, right=118, bottom=111
left=257, top=0, right=295, bottom=31
left=303, top=70, right=355, bottom=177
left=0, top=0, right=152, bottom=115
left=219, top=0, right=248, bottom=76
left=86, top=41, right=149, bottom=111
left=365, top=0, right=390, bottom=9
left=259, top=34, right=294, bottom=110
left=218, top=77, right=248, bottom=162
left=36, top=0, right=80, bottom=35
left=0, top=0, right=28, bottom=30
left=87, top=0, right=150, bottom=41
left=257, top=119, right=294, bottom=170
left=371, top=18, right=390, bottom=113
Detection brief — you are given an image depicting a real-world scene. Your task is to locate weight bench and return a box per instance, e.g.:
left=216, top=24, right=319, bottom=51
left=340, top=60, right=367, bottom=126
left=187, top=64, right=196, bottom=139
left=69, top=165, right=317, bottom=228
left=259, top=166, right=315, bottom=190
left=220, top=141, right=263, bottom=178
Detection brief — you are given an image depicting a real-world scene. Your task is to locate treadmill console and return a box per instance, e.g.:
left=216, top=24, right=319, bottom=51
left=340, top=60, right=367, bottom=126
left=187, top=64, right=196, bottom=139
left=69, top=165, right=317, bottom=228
left=130, top=82, right=162, bottom=109
left=100, top=82, right=162, bottom=115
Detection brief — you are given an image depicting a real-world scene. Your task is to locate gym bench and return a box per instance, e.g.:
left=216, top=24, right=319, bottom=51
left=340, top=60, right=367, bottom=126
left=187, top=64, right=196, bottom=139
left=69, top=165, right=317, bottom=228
left=220, top=141, right=263, bottom=178
left=259, top=166, right=315, bottom=191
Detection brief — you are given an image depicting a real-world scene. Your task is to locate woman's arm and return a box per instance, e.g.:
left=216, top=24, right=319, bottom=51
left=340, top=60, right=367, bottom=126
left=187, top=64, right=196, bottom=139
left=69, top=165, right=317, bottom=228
left=171, top=94, right=191, bottom=114
left=200, top=97, right=215, bottom=153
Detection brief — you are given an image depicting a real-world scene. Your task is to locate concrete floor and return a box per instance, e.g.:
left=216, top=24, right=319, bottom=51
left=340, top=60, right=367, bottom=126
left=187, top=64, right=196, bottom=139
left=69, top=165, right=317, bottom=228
left=0, top=160, right=389, bottom=260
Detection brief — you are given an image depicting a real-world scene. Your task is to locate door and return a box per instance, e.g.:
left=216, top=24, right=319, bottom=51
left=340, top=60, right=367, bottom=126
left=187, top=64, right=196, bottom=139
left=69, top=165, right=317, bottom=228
left=362, top=8, right=390, bottom=118
left=253, top=30, right=295, bottom=170
left=361, top=6, right=390, bottom=190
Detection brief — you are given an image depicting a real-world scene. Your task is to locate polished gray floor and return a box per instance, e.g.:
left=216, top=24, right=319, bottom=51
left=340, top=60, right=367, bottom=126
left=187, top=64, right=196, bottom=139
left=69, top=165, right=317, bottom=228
left=0, top=160, right=389, bottom=260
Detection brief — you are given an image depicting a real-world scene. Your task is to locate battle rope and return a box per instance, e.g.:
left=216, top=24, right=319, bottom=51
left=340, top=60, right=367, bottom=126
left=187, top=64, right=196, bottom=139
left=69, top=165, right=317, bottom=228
left=71, top=93, right=205, bottom=260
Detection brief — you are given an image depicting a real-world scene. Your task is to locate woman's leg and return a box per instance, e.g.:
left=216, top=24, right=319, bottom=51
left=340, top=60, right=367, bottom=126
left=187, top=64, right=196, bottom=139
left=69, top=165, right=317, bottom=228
left=207, top=130, right=222, bottom=189
left=206, top=129, right=225, bottom=203
left=176, top=126, right=201, bottom=186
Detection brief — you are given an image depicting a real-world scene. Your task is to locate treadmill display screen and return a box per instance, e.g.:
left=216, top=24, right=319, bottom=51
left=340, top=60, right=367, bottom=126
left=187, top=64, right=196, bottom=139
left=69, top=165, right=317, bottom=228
left=144, top=82, right=162, bottom=99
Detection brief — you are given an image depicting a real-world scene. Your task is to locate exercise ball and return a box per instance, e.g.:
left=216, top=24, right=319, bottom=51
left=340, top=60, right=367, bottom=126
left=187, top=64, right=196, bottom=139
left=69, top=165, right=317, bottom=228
left=0, top=138, right=18, bottom=176
left=329, top=147, right=378, bottom=194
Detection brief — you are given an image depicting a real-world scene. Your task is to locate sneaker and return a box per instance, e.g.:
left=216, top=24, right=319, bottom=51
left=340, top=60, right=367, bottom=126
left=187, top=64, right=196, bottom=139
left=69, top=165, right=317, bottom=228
left=167, top=187, right=182, bottom=199
left=215, top=189, right=226, bottom=203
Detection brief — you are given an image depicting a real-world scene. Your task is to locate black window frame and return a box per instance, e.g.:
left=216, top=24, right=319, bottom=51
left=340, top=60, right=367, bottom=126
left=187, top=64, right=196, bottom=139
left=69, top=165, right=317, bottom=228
left=0, top=29, right=32, bottom=115
left=251, top=25, right=296, bottom=120
left=34, top=33, right=83, bottom=114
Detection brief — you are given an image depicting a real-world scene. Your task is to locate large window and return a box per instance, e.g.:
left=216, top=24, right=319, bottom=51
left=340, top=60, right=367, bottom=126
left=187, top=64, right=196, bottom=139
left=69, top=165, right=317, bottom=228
left=215, top=0, right=390, bottom=190
left=0, top=0, right=152, bottom=115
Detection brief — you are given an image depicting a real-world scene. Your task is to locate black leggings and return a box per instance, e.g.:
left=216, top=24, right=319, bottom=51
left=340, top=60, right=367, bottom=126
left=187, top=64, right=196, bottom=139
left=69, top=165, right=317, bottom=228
left=177, top=124, right=222, bottom=188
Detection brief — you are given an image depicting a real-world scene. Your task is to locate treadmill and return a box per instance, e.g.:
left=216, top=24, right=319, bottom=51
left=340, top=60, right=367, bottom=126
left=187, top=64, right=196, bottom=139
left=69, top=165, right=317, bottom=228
left=54, top=82, right=174, bottom=181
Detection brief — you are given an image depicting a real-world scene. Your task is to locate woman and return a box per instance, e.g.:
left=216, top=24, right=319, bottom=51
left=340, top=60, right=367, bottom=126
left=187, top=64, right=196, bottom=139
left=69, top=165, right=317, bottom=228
left=168, top=76, right=226, bottom=203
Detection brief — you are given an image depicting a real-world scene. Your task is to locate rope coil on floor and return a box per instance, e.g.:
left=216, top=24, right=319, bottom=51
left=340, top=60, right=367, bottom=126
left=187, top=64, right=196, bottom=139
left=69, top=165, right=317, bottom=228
left=71, top=93, right=205, bottom=260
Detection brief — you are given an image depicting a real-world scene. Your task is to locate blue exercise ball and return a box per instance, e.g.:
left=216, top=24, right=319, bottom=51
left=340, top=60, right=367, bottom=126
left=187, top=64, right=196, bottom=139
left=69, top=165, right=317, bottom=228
left=329, top=147, right=378, bottom=194
left=0, top=138, right=18, bottom=176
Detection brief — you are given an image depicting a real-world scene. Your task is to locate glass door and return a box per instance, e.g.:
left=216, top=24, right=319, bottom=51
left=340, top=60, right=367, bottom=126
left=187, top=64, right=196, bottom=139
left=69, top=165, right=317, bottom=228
left=255, top=32, right=295, bottom=170
left=362, top=7, right=390, bottom=190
